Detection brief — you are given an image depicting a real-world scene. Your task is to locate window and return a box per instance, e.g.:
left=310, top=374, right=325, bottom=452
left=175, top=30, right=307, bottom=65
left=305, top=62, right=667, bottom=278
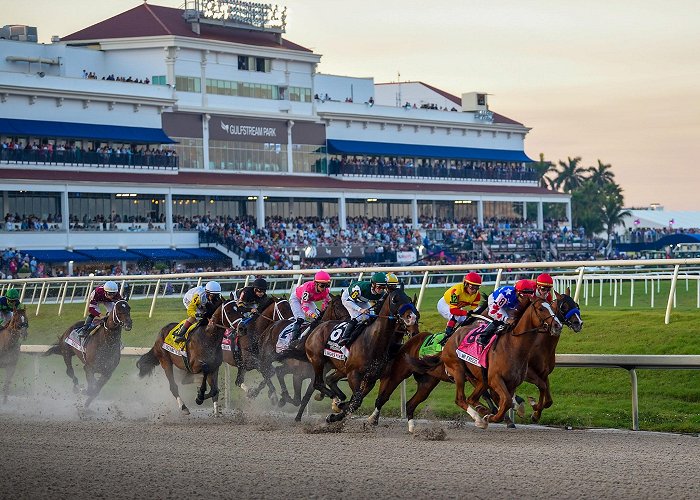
left=237, top=55, right=271, bottom=73
left=255, top=57, right=266, bottom=72
left=151, top=75, right=167, bottom=86
left=238, top=56, right=249, bottom=71
left=175, top=76, right=201, bottom=93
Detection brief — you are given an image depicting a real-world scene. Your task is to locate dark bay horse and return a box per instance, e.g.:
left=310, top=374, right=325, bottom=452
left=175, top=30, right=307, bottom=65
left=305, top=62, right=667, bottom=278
left=370, top=290, right=582, bottom=432
left=525, top=289, right=583, bottom=422
left=304, top=287, right=419, bottom=423
left=0, top=307, right=29, bottom=402
left=137, top=300, right=229, bottom=415
left=441, top=296, right=563, bottom=428
left=45, top=300, right=132, bottom=407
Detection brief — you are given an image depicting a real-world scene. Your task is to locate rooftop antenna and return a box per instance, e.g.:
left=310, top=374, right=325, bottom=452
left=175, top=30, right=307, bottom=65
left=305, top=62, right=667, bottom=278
left=396, top=70, right=401, bottom=108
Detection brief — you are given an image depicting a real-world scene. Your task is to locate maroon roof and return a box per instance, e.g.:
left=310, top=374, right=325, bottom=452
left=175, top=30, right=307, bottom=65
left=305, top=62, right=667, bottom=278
left=0, top=167, right=556, bottom=197
left=61, top=3, right=312, bottom=52
left=375, top=81, right=523, bottom=126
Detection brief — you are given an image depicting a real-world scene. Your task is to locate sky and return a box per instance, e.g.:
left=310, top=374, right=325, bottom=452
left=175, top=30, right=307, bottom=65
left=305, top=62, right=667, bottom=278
left=6, top=0, right=700, bottom=210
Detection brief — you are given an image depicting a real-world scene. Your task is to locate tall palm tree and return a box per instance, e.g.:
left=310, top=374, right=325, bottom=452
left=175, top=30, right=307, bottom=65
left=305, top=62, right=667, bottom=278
left=588, top=159, right=615, bottom=187
left=602, top=183, right=631, bottom=241
left=554, top=156, right=586, bottom=193
left=531, top=153, right=556, bottom=189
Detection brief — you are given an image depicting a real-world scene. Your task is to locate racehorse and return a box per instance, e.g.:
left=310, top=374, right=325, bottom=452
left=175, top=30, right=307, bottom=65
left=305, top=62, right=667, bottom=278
left=524, top=288, right=583, bottom=422
left=251, top=293, right=349, bottom=415
left=304, top=287, right=419, bottom=423
left=136, top=300, right=229, bottom=415
left=441, top=295, right=563, bottom=428
left=45, top=300, right=132, bottom=407
left=0, top=307, right=29, bottom=402
left=369, top=291, right=581, bottom=432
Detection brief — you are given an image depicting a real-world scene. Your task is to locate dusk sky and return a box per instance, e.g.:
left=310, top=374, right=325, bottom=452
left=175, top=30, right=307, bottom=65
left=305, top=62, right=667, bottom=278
left=6, top=0, right=700, bottom=210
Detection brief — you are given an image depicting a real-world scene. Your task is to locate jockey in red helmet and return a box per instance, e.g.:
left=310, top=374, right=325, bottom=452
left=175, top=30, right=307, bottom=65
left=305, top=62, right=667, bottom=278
left=535, top=273, right=555, bottom=302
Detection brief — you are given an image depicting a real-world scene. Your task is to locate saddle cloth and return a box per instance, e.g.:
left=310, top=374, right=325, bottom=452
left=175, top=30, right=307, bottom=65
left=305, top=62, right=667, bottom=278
left=323, top=321, right=350, bottom=360
left=456, top=323, right=495, bottom=368
left=221, top=327, right=233, bottom=352
left=275, top=321, right=315, bottom=353
left=162, top=321, right=190, bottom=357
left=64, top=325, right=124, bottom=354
left=418, top=333, right=446, bottom=358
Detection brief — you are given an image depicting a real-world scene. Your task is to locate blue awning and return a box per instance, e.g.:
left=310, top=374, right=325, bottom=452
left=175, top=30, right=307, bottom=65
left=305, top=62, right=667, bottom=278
left=181, top=248, right=228, bottom=260
left=130, top=248, right=193, bottom=260
left=24, top=249, right=90, bottom=263
left=75, top=249, right=142, bottom=261
left=0, top=118, right=175, bottom=144
left=327, top=139, right=533, bottom=162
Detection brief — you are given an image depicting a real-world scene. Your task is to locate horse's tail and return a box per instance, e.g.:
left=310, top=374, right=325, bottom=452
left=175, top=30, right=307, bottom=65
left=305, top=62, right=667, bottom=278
left=43, top=343, right=63, bottom=357
left=403, top=352, right=441, bottom=374
left=137, top=348, right=159, bottom=378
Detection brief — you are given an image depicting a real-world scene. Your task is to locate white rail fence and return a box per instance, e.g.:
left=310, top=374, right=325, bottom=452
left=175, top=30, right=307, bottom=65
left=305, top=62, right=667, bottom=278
left=19, top=345, right=700, bottom=431
left=3, top=258, right=700, bottom=324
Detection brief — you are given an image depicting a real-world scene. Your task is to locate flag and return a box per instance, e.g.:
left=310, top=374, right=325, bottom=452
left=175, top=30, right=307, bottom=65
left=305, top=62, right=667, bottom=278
left=634, top=219, right=640, bottom=225
left=669, top=219, right=675, bottom=225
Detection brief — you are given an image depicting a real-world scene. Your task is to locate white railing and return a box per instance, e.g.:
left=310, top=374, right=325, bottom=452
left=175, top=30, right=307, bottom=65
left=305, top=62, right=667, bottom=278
left=20, top=345, right=700, bottom=431
left=3, top=257, right=700, bottom=324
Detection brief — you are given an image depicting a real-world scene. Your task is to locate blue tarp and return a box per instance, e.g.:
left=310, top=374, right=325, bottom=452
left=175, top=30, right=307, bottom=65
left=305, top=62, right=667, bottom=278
left=615, top=234, right=700, bottom=253
left=0, top=118, right=175, bottom=144
left=180, top=248, right=228, bottom=260
left=326, top=139, right=533, bottom=162
left=75, top=249, right=142, bottom=261
left=23, top=250, right=89, bottom=263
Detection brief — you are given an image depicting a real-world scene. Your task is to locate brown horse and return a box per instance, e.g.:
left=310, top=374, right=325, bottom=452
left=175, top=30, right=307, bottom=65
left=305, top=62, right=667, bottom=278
left=304, top=287, right=419, bottom=423
left=441, top=295, right=563, bottom=428
left=525, top=289, right=583, bottom=422
left=370, top=290, right=582, bottom=432
left=45, top=300, right=132, bottom=407
left=137, top=300, right=229, bottom=415
left=0, top=307, right=29, bottom=402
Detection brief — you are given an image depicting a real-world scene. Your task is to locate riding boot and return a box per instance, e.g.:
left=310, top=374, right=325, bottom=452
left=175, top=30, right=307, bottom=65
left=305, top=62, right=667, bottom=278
left=477, top=320, right=503, bottom=347
left=173, top=320, right=191, bottom=342
left=439, top=326, right=455, bottom=347
left=290, top=318, right=305, bottom=342
left=337, top=318, right=358, bottom=347
left=78, top=315, right=94, bottom=340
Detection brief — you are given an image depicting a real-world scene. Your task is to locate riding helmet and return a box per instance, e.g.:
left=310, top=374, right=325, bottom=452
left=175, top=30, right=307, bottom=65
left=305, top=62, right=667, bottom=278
left=205, top=281, right=222, bottom=294
left=463, top=272, right=482, bottom=286
left=252, top=278, right=268, bottom=291
left=103, top=281, right=119, bottom=293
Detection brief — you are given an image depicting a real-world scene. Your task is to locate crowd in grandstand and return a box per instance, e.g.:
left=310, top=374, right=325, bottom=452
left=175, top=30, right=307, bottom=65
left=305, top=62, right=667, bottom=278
left=82, top=70, right=150, bottom=84
left=0, top=248, right=45, bottom=279
left=328, top=156, right=537, bottom=181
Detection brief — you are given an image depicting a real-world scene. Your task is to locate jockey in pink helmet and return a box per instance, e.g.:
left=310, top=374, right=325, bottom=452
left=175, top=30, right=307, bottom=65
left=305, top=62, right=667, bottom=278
left=289, top=270, right=332, bottom=341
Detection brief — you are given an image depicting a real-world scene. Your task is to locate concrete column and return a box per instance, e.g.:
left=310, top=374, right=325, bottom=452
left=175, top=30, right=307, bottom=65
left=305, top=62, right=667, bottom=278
left=202, top=114, right=210, bottom=170
left=61, top=189, right=69, bottom=231
left=566, top=200, right=572, bottom=226
left=200, top=51, right=208, bottom=108
left=164, top=47, right=178, bottom=87
left=412, top=198, right=419, bottom=228
left=2, top=191, right=9, bottom=217
left=165, top=192, right=173, bottom=232
left=537, top=201, right=544, bottom=230
left=338, top=194, right=347, bottom=230
left=256, top=193, right=265, bottom=229
left=287, top=120, right=294, bottom=173
left=523, top=201, right=527, bottom=221
left=477, top=199, right=484, bottom=225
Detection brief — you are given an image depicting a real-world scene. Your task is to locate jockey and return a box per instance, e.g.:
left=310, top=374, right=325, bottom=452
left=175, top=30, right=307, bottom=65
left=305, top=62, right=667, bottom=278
left=289, top=271, right=332, bottom=341
left=438, top=272, right=482, bottom=345
left=386, top=272, right=400, bottom=291
left=173, top=281, right=223, bottom=342
left=0, top=288, right=22, bottom=330
left=236, top=277, right=269, bottom=334
left=78, top=281, right=122, bottom=339
left=477, top=279, right=536, bottom=347
left=338, top=272, right=388, bottom=347
left=535, top=273, right=555, bottom=302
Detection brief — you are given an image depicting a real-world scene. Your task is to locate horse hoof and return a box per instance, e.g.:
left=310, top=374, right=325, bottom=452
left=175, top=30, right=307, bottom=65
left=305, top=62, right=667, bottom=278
left=408, top=419, right=415, bottom=433
left=294, top=416, right=302, bottom=422
left=195, top=397, right=203, bottom=406
left=181, top=405, right=190, bottom=415
left=507, top=422, right=517, bottom=429
left=531, top=414, right=541, bottom=424
left=515, top=401, right=526, bottom=419
left=313, top=393, right=324, bottom=401
left=331, top=398, right=342, bottom=413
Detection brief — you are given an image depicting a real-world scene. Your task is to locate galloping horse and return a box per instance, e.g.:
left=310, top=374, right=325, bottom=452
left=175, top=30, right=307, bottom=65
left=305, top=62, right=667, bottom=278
left=524, top=289, right=583, bottom=422
left=304, top=287, right=419, bottom=423
left=0, top=307, right=29, bottom=402
left=441, top=295, right=563, bottom=428
left=137, top=300, right=229, bottom=415
left=45, top=300, right=132, bottom=407
left=370, top=290, right=581, bottom=432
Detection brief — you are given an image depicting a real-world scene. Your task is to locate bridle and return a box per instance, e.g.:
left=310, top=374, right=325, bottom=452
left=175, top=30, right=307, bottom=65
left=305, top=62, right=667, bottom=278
left=258, top=298, right=291, bottom=322
left=106, top=300, right=131, bottom=331
left=557, top=296, right=582, bottom=330
left=512, top=297, right=561, bottom=337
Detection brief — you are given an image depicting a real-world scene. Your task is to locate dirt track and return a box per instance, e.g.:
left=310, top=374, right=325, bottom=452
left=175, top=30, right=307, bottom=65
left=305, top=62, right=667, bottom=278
left=1, top=401, right=698, bottom=500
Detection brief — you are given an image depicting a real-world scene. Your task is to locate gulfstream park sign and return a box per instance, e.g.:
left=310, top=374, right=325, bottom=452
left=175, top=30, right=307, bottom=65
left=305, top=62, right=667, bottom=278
left=221, top=121, right=277, bottom=138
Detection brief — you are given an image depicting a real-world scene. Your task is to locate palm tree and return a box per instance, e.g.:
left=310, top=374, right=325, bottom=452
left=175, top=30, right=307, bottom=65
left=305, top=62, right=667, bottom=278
left=588, top=159, right=615, bottom=187
left=531, top=153, right=556, bottom=189
left=601, top=183, right=631, bottom=241
left=554, top=156, right=586, bottom=193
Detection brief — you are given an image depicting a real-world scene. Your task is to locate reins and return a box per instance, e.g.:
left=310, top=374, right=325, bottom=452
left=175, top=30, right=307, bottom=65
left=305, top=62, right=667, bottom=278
left=510, top=298, right=558, bottom=337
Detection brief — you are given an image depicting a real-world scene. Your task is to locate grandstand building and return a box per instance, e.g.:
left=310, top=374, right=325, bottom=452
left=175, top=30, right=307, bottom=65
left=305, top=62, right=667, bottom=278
left=0, top=0, right=570, bottom=269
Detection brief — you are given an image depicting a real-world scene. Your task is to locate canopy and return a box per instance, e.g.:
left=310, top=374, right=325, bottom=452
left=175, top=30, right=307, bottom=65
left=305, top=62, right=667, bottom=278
left=75, top=249, right=142, bottom=261
left=0, top=118, right=175, bottom=144
left=326, top=139, right=533, bottom=162
left=23, top=249, right=89, bottom=263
